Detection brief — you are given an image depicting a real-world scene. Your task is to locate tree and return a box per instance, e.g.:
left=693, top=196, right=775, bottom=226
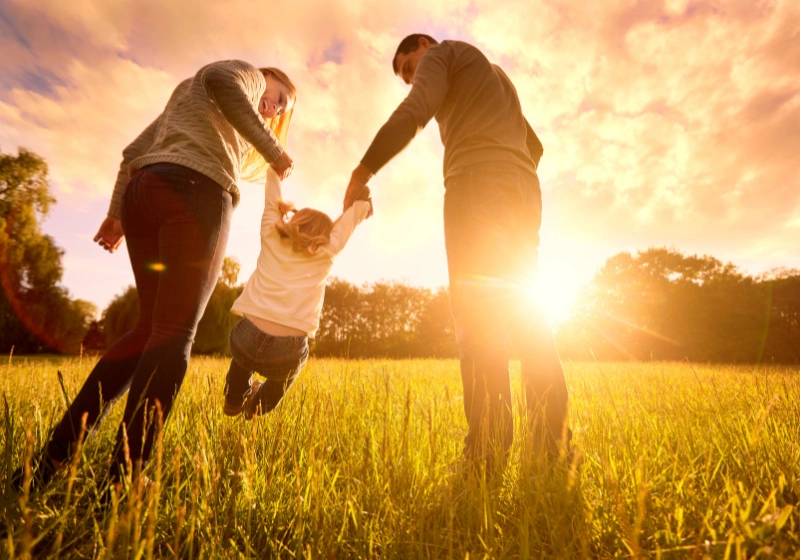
left=102, top=286, right=139, bottom=347
left=219, top=257, right=240, bottom=288
left=0, top=148, right=96, bottom=353
left=194, top=257, right=243, bottom=354
left=314, top=278, right=458, bottom=358
left=314, top=277, right=363, bottom=356
left=81, top=320, right=106, bottom=353
left=560, top=247, right=778, bottom=362
left=101, top=257, right=244, bottom=355
left=414, top=287, right=458, bottom=357
left=756, top=268, right=800, bottom=363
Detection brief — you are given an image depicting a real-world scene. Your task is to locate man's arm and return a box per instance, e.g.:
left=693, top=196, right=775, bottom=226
left=344, top=44, right=452, bottom=211
left=342, top=111, right=416, bottom=211
left=359, top=111, right=418, bottom=175
left=525, top=118, right=544, bottom=169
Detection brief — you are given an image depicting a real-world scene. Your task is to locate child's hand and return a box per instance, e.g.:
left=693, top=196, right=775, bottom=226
left=357, top=186, right=374, bottom=218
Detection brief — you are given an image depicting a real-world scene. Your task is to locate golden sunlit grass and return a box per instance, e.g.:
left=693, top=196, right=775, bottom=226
left=1, top=356, right=798, bottom=557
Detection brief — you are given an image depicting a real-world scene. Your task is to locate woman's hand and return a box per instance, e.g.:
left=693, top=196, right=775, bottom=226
left=270, top=151, right=294, bottom=180
left=93, top=216, right=125, bottom=253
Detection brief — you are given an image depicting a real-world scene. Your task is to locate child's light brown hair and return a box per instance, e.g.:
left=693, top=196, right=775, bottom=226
left=275, top=201, right=334, bottom=255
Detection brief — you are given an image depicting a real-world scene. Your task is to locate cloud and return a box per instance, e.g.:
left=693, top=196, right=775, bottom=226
left=0, top=0, right=797, bottom=311
left=0, top=57, right=174, bottom=196
left=466, top=0, right=799, bottom=252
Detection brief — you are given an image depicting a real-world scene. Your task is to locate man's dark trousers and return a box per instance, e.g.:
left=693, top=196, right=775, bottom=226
left=443, top=163, right=568, bottom=460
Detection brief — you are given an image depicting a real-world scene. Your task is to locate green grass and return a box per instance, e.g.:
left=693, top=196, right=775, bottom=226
left=1, top=356, right=798, bottom=558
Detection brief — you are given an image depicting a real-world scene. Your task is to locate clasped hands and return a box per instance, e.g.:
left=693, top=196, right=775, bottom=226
left=343, top=163, right=374, bottom=218
left=272, top=155, right=373, bottom=216
left=273, top=158, right=374, bottom=216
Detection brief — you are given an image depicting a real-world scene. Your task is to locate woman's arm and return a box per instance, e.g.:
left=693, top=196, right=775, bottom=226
left=200, top=61, right=284, bottom=164
left=108, top=115, right=161, bottom=219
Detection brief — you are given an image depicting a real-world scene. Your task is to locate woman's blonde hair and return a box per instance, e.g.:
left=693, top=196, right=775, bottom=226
left=240, top=67, right=297, bottom=182
left=274, top=200, right=334, bottom=255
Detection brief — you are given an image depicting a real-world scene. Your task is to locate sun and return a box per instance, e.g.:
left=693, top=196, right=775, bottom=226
left=527, top=234, right=602, bottom=325
left=528, top=266, right=581, bottom=324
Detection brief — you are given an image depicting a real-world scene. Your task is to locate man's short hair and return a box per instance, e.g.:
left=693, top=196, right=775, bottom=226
left=392, top=34, right=439, bottom=74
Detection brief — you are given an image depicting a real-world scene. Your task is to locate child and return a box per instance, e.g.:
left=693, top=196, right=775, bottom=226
left=223, top=167, right=371, bottom=418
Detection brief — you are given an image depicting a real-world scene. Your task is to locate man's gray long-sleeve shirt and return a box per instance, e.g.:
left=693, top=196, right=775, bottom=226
left=361, top=40, right=541, bottom=181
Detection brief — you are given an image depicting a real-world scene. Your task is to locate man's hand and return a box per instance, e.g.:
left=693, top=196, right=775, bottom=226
left=356, top=185, right=374, bottom=218
left=270, top=151, right=294, bottom=180
left=94, top=216, right=124, bottom=253
left=344, top=164, right=374, bottom=213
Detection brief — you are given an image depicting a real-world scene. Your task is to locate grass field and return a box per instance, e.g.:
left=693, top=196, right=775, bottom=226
left=1, top=356, right=798, bottom=558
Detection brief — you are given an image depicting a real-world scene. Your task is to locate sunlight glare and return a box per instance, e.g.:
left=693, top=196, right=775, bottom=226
left=529, top=267, right=581, bottom=324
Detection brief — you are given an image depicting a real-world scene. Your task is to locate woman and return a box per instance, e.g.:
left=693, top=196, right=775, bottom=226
left=18, top=60, right=297, bottom=488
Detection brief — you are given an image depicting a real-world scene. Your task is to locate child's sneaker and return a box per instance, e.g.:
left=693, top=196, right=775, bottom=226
left=223, top=398, right=244, bottom=417
left=243, top=379, right=264, bottom=420
left=223, top=385, right=246, bottom=416
left=223, top=379, right=250, bottom=417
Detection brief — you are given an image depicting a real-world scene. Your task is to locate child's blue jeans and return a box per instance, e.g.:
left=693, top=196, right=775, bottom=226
left=225, top=317, right=309, bottom=413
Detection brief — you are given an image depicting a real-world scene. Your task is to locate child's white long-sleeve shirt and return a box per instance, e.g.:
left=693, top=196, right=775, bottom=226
left=231, top=169, right=370, bottom=338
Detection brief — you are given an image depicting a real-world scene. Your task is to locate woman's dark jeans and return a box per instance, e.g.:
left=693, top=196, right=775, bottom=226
left=444, top=164, right=568, bottom=460
left=224, top=317, right=309, bottom=414
left=46, top=163, right=232, bottom=477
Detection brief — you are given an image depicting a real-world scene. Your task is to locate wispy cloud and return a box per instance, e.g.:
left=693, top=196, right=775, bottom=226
left=0, top=0, right=797, bottom=310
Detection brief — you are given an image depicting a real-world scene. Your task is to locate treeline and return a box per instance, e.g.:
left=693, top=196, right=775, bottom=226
left=313, top=252, right=800, bottom=363
left=94, top=248, right=799, bottom=364
left=98, top=258, right=244, bottom=354
left=2, top=148, right=799, bottom=363
left=557, top=248, right=800, bottom=363
left=97, top=270, right=458, bottom=359
left=0, top=149, right=96, bottom=354
left=315, top=278, right=457, bottom=357
left=320, top=253, right=798, bottom=363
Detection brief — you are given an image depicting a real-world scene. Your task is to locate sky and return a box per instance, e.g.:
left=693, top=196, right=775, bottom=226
left=0, top=0, right=798, bottom=321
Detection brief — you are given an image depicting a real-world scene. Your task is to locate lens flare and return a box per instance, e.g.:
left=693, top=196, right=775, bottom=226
left=527, top=273, right=578, bottom=324
left=148, top=263, right=166, bottom=272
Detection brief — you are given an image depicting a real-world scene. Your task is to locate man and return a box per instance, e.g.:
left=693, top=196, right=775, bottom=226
left=344, top=34, right=570, bottom=463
